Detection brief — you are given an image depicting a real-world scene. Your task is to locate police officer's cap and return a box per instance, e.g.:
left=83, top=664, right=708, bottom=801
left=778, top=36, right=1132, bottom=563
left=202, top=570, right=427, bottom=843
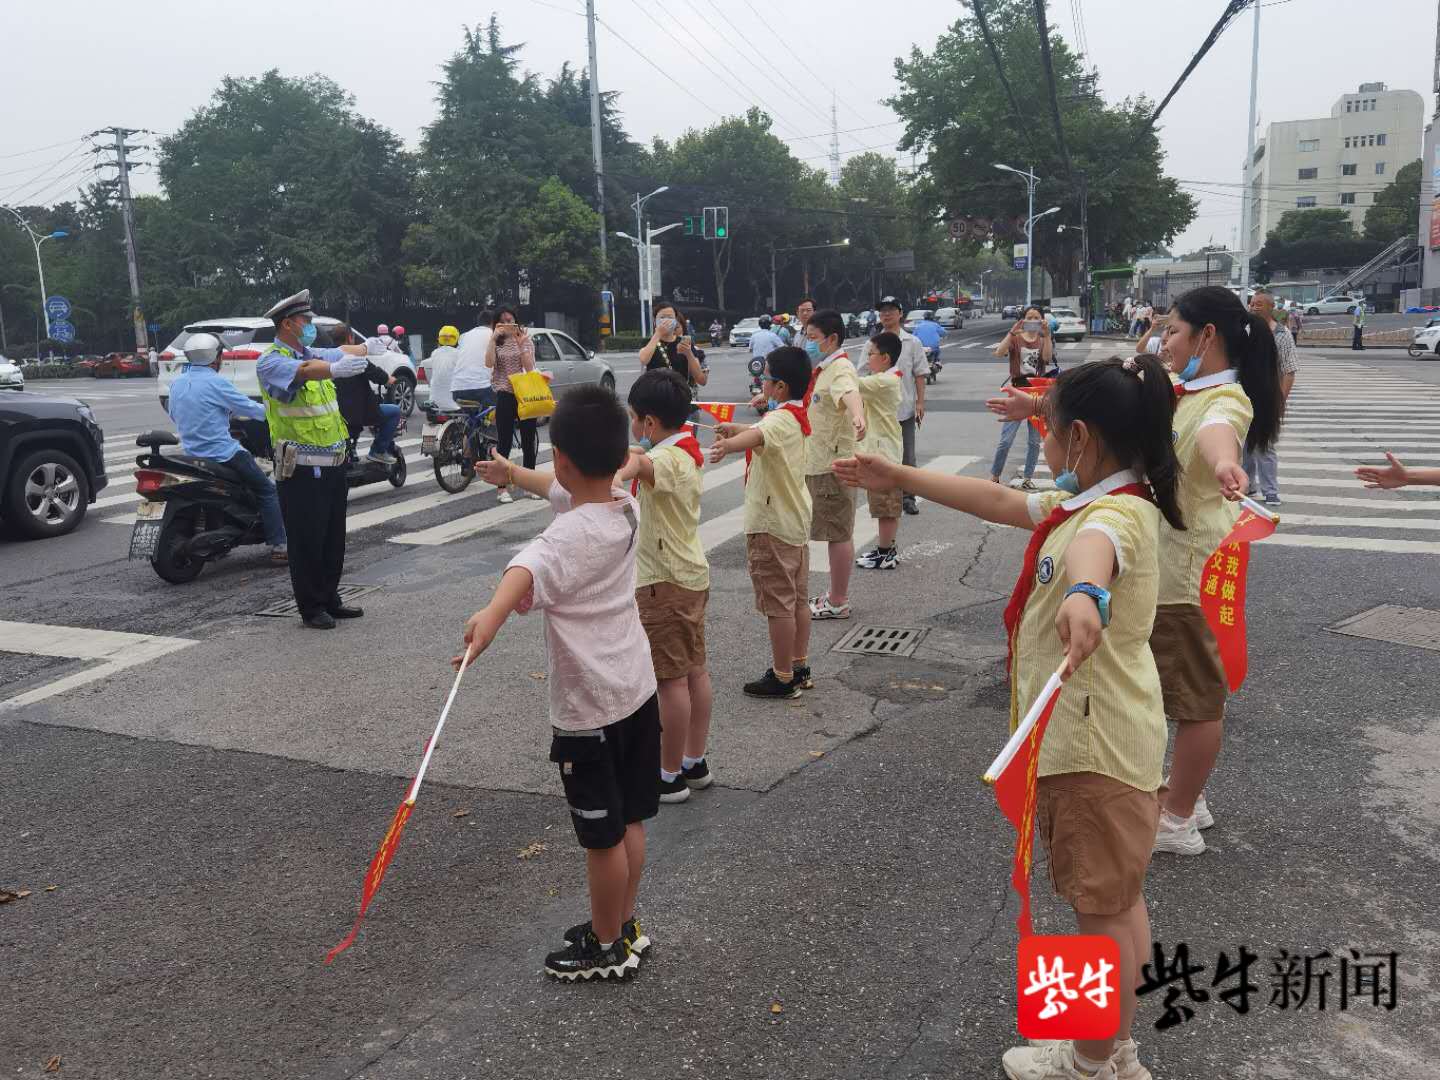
left=264, top=289, right=314, bottom=322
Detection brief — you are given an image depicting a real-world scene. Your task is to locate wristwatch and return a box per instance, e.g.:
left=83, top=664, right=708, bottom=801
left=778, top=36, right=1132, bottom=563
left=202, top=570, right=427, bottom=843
left=1065, top=582, right=1111, bottom=627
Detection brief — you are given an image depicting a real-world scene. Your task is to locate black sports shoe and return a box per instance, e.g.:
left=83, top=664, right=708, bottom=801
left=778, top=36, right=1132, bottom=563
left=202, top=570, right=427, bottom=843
left=902, top=498, right=920, bottom=516
left=659, top=774, right=691, bottom=803
left=682, top=758, right=713, bottom=789
left=562, top=917, right=650, bottom=957
left=792, top=665, right=814, bottom=691
left=545, top=929, right=638, bottom=981
left=744, top=669, right=800, bottom=699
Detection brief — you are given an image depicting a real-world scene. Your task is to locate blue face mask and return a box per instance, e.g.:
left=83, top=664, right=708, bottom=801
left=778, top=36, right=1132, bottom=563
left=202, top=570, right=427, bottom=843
left=1178, top=354, right=1202, bottom=382
left=637, top=434, right=654, bottom=451
left=803, top=339, right=823, bottom=362
left=767, top=397, right=781, bottom=411
left=298, top=321, right=317, bottom=347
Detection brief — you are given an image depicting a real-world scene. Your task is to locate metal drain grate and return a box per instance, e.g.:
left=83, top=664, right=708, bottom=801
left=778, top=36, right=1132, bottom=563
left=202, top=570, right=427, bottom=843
left=1326, top=604, right=1440, bottom=652
left=832, top=625, right=928, bottom=657
left=255, top=583, right=380, bottom=618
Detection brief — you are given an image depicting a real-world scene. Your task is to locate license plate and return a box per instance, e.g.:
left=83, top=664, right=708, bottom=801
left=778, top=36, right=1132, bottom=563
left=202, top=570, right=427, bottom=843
left=421, top=423, right=443, bottom=456
left=129, top=520, right=161, bottom=560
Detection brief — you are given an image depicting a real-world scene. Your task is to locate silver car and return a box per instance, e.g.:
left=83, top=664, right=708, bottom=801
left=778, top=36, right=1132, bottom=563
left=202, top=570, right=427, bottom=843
left=422, top=327, right=614, bottom=401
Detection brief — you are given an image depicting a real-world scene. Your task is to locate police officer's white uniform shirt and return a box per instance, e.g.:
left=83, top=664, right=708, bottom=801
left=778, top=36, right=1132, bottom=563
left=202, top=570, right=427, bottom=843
left=894, top=328, right=928, bottom=422
left=452, top=326, right=494, bottom=391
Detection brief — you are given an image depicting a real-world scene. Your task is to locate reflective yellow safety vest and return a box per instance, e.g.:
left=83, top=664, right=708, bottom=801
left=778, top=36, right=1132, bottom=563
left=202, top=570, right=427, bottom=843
left=259, top=343, right=349, bottom=447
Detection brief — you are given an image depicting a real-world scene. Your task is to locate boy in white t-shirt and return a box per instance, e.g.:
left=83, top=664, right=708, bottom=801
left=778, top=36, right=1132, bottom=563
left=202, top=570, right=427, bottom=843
left=468, top=384, right=659, bottom=983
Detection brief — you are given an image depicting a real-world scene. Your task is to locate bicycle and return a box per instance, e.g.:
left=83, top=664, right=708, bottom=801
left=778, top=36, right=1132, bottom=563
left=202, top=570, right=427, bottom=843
left=424, top=398, right=499, bottom=494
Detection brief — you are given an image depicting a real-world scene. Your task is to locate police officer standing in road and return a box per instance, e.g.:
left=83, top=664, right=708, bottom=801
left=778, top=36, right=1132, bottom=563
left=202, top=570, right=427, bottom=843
left=256, top=289, right=371, bottom=629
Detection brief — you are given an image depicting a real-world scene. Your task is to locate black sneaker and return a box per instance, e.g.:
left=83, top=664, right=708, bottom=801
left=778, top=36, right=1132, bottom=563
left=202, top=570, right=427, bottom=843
left=659, top=774, right=691, bottom=803
left=902, top=498, right=920, bottom=516
left=743, top=669, right=800, bottom=699
left=562, top=917, right=650, bottom=957
left=545, top=929, right=639, bottom=981
left=792, top=665, right=814, bottom=691
left=682, top=758, right=714, bottom=789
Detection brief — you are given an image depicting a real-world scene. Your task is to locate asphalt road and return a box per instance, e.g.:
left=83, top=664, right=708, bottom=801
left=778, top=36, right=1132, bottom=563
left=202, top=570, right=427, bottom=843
left=3, top=326, right=1437, bottom=1079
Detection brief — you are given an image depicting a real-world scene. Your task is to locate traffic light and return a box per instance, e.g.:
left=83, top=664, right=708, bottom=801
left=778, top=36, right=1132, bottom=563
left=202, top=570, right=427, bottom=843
left=702, top=206, right=730, bottom=240
left=684, top=215, right=697, bottom=236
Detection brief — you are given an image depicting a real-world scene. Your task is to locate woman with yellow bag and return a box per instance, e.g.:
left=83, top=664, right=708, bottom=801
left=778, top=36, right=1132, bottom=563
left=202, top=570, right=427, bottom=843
left=485, top=307, right=545, bottom=503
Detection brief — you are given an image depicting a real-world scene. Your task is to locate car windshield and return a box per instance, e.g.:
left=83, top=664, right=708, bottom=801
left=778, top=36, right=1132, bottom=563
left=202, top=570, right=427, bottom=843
left=906, top=310, right=930, bottom=320
left=736, top=319, right=760, bottom=329
left=1050, top=309, right=1078, bottom=318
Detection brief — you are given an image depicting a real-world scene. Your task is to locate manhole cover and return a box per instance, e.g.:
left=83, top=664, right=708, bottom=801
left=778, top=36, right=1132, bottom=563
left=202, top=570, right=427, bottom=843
left=1326, top=604, right=1440, bottom=652
left=832, top=625, right=928, bottom=657
left=255, top=583, right=380, bottom=618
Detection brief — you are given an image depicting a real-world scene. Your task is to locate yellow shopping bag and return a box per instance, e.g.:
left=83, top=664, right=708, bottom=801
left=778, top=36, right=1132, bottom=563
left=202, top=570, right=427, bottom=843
left=511, top=370, right=556, bottom=420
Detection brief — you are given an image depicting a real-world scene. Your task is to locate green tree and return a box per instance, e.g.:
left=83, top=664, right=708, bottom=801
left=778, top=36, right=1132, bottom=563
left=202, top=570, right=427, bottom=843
left=888, top=0, right=1195, bottom=294
left=516, top=177, right=604, bottom=293
left=1364, top=158, right=1422, bottom=242
left=157, top=70, right=413, bottom=316
left=1256, top=209, right=1384, bottom=274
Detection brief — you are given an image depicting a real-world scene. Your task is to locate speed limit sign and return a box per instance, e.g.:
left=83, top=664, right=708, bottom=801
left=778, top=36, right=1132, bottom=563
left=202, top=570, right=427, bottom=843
left=947, top=219, right=964, bottom=240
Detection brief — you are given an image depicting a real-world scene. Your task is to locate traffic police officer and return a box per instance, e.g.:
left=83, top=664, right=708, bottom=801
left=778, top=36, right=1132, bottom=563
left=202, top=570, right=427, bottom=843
left=256, top=289, right=370, bottom=629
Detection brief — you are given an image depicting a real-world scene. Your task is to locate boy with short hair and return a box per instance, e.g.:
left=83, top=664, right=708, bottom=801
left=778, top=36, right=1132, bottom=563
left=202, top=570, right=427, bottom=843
left=709, top=346, right=814, bottom=698
left=854, top=332, right=906, bottom=570
left=618, top=370, right=715, bottom=804
left=803, top=309, right=867, bottom=621
left=468, top=384, right=659, bottom=982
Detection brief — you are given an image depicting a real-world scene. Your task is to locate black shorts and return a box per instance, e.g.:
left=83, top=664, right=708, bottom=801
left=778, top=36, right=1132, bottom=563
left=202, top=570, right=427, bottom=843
left=549, top=694, right=661, bottom=849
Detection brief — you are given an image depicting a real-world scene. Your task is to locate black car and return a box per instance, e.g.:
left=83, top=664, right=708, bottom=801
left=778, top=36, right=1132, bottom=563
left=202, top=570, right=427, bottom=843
left=0, top=392, right=108, bottom=539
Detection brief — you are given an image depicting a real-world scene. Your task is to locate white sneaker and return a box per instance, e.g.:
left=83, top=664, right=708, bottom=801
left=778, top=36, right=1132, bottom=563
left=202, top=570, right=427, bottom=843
left=1026, top=1040, right=1150, bottom=1080
left=1153, top=809, right=1206, bottom=855
left=497, top=489, right=514, bottom=504
left=1194, top=792, right=1214, bottom=830
left=1003, top=1041, right=1118, bottom=1079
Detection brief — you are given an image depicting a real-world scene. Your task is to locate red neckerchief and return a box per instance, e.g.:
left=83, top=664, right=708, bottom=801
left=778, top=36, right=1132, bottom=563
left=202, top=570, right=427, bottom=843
left=1001, top=482, right=1152, bottom=680
left=802, top=350, right=846, bottom=407
left=803, top=366, right=820, bottom=407
left=631, top=434, right=705, bottom=495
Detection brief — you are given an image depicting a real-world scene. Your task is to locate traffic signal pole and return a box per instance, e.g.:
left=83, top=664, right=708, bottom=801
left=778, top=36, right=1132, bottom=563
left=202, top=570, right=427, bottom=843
left=1237, top=0, right=1260, bottom=298
left=585, top=1, right=607, bottom=281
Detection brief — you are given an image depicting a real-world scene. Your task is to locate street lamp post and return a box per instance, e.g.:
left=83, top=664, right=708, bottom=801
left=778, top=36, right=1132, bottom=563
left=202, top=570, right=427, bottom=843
left=980, top=268, right=995, bottom=312
left=994, top=163, right=1044, bottom=307
left=631, top=186, right=669, bottom=336
left=2, top=206, right=67, bottom=344
left=770, top=239, right=850, bottom=312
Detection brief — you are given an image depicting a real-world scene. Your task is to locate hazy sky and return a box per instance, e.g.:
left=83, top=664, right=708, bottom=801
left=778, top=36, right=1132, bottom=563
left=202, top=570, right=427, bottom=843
left=3, top=0, right=1434, bottom=258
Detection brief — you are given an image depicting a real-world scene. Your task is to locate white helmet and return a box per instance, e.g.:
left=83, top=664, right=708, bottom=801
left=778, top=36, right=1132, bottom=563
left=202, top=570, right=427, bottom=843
left=182, top=332, right=223, bottom=366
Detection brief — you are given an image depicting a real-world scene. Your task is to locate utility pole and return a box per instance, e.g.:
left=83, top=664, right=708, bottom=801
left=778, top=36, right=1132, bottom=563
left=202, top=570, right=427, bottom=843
left=1236, top=0, right=1260, bottom=298
left=1078, top=170, right=1090, bottom=323
left=828, top=95, right=841, bottom=187
left=585, top=1, right=607, bottom=278
left=96, top=127, right=149, bottom=353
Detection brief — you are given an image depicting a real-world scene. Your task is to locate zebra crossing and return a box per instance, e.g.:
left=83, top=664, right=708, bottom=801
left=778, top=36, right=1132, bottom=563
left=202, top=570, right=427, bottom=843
left=94, top=424, right=980, bottom=558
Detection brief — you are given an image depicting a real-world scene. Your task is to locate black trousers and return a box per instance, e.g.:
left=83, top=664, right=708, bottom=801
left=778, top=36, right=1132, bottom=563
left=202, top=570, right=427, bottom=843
left=495, top=390, right=539, bottom=469
left=1352, top=326, right=1364, bottom=350
left=276, top=465, right=348, bottom=618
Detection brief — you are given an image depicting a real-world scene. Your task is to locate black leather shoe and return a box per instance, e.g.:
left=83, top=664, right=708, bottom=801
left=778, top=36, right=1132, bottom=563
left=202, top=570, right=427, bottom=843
left=302, top=611, right=337, bottom=630
left=327, top=605, right=364, bottom=619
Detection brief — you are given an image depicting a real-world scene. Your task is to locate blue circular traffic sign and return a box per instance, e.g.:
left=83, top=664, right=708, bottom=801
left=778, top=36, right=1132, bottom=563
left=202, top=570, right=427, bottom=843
left=49, top=319, right=75, bottom=343
left=45, top=295, right=71, bottom=321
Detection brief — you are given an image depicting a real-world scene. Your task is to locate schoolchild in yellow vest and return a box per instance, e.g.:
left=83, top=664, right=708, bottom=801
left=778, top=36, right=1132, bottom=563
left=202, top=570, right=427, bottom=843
left=1147, top=286, right=1283, bottom=856
left=617, top=370, right=715, bottom=805
left=709, top=347, right=814, bottom=699
left=837, top=355, right=1185, bottom=1080
left=802, top=309, right=866, bottom=621
left=853, top=331, right=906, bottom=570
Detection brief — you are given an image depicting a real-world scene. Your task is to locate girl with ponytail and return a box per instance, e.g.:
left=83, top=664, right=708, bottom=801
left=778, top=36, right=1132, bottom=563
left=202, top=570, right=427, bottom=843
left=837, top=354, right=1180, bottom=1080
left=1143, top=284, right=1282, bottom=859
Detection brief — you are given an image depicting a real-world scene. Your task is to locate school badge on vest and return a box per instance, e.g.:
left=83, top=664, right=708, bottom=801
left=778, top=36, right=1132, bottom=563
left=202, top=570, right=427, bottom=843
left=1036, top=556, right=1054, bottom=584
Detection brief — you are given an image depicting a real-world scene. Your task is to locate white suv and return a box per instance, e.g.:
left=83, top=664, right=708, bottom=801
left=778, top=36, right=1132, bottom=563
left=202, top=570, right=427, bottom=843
left=156, top=316, right=418, bottom=415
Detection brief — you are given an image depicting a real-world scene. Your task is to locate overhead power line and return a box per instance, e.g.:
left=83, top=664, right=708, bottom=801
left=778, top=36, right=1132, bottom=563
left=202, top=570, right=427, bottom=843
left=0, top=137, right=86, bottom=161
left=970, top=1, right=1028, bottom=133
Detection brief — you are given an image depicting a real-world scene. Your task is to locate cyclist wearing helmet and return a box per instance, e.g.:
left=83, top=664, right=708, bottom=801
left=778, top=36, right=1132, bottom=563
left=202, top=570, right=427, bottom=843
left=749, top=315, right=784, bottom=361
left=390, top=325, right=407, bottom=354
left=425, top=324, right=462, bottom=410
left=166, top=331, right=288, bottom=564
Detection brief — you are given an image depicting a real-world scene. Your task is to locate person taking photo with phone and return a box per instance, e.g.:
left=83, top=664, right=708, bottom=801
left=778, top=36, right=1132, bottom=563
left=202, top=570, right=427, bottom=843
left=989, top=306, right=1055, bottom=489
left=484, top=307, right=540, bottom=504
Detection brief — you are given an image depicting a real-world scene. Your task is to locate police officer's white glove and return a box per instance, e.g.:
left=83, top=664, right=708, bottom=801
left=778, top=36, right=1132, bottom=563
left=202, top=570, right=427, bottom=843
left=330, top=356, right=369, bottom=378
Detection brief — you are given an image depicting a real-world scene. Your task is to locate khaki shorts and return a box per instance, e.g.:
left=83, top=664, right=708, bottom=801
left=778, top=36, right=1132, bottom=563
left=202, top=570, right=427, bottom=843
left=1036, top=772, right=1160, bottom=916
left=866, top=485, right=903, bottom=519
left=806, top=472, right=856, bottom=542
left=745, top=533, right=809, bottom=618
left=1151, top=603, right=1227, bottom=723
left=636, top=582, right=708, bottom=681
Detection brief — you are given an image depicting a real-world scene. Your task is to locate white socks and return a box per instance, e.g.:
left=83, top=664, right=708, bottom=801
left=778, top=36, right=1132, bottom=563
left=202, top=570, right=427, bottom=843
left=682, top=755, right=704, bottom=769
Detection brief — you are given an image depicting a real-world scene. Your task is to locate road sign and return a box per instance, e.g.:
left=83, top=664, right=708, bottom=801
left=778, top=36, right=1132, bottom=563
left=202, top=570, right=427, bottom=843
left=45, top=296, right=71, bottom=321
left=600, top=290, right=614, bottom=306
left=147, top=322, right=160, bottom=333
left=883, top=250, right=916, bottom=272
left=948, top=219, right=964, bottom=240
left=1013, top=243, right=1029, bottom=271
left=49, top=319, right=76, bottom=343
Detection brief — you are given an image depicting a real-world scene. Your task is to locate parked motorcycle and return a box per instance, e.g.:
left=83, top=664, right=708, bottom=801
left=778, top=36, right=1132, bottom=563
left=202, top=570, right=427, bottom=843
left=926, top=348, right=943, bottom=384
left=422, top=399, right=498, bottom=494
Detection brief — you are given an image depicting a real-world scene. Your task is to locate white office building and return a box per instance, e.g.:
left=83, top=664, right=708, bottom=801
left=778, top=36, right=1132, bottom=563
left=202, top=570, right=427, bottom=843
left=1242, top=82, right=1424, bottom=249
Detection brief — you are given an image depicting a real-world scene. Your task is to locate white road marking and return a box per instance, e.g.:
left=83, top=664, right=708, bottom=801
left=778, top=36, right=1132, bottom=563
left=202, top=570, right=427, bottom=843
left=1270, top=492, right=1440, bottom=512
left=0, top=620, right=196, bottom=710
left=1263, top=534, right=1440, bottom=556
left=1281, top=513, right=1440, bottom=531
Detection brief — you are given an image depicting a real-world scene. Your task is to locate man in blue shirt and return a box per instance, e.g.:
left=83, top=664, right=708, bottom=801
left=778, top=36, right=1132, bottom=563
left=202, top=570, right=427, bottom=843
left=167, top=332, right=288, bottom=564
left=748, top=316, right=784, bottom=361
left=911, top=311, right=945, bottom=355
